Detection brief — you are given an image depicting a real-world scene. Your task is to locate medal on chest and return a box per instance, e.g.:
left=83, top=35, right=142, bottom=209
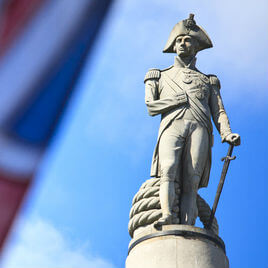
left=180, top=70, right=210, bottom=100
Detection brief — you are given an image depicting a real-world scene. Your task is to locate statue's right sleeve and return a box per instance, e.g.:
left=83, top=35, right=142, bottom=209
left=144, top=69, right=186, bottom=116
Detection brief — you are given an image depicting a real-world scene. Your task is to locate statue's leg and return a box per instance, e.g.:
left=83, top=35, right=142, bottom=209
left=180, top=122, right=209, bottom=225
left=157, top=121, right=185, bottom=225
left=158, top=180, right=175, bottom=224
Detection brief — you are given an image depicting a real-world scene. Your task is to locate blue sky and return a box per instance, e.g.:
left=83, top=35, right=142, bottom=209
left=1, top=0, right=268, bottom=267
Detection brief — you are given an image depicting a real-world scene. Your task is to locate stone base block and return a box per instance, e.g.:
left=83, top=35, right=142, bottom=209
left=126, top=225, right=229, bottom=268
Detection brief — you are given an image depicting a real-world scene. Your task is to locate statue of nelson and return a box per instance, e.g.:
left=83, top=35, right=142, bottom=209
left=144, top=14, right=240, bottom=226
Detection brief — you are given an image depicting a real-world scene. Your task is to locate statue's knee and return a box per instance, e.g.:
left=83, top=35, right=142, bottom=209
left=183, top=174, right=200, bottom=193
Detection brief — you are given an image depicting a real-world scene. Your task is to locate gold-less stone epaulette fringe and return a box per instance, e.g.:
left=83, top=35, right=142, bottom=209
left=144, top=68, right=161, bottom=83
left=208, top=75, right=221, bottom=89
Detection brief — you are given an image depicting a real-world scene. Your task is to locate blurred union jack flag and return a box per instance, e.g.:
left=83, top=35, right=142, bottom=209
left=0, top=0, right=113, bottom=251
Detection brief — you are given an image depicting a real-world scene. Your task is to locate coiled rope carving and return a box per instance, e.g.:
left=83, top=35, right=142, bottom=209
left=128, top=178, right=219, bottom=238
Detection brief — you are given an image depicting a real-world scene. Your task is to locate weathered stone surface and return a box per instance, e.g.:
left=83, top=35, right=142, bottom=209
left=126, top=225, right=229, bottom=268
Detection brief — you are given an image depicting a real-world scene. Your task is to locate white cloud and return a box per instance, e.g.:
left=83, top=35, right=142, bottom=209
left=180, top=0, right=268, bottom=71
left=1, top=218, right=115, bottom=268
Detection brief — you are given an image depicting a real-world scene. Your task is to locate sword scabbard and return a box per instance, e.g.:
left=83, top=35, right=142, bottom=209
left=207, top=144, right=236, bottom=230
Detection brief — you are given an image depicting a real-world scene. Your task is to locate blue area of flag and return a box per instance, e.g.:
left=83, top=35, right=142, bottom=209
left=11, top=0, right=112, bottom=146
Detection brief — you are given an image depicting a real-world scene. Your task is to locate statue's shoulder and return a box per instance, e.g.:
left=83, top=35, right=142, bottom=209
left=207, top=74, right=221, bottom=89
left=144, top=66, right=173, bottom=83
left=144, top=68, right=161, bottom=83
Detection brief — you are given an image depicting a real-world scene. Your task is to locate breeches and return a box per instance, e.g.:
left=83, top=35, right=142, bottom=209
left=158, top=118, right=209, bottom=191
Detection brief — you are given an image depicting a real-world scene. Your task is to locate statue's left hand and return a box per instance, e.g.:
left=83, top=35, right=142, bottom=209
left=224, top=133, right=241, bottom=146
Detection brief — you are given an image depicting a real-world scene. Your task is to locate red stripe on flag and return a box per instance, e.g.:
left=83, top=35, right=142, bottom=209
left=0, top=0, right=46, bottom=57
left=0, top=174, right=30, bottom=251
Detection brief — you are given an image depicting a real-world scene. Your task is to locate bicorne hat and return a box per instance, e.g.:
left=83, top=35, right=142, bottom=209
left=163, top=14, right=213, bottom=53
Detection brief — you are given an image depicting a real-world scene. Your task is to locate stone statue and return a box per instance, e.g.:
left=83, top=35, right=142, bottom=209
left=126, top=15, right=240, bottom=268
left=144, top=14, right=240, bottom=226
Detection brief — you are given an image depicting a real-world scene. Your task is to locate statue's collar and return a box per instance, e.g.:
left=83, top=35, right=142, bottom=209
left=174, top=56, right=197, bottom=69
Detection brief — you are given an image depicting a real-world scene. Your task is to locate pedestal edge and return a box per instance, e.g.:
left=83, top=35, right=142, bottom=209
left=128, top=225, right=226, bottom=255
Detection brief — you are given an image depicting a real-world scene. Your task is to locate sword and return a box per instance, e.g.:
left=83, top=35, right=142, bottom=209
left=207, top=144, right=236, bottom=230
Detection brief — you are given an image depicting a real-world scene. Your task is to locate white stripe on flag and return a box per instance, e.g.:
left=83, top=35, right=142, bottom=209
left=0, top=132, right=41, bottom=177
left=0, top=0, right=91, bottom=126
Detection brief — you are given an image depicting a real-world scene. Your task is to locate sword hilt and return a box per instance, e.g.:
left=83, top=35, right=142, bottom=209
left=221, top=155, right=236, bottom=161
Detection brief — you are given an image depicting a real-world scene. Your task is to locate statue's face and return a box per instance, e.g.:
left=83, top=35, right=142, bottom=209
left=174, top=35, right=198, bottom=58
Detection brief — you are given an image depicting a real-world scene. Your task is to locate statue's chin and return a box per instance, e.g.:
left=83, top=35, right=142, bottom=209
left=177, top=52, right=194, bottom=59
left=177, top=52, right=187, bottom=57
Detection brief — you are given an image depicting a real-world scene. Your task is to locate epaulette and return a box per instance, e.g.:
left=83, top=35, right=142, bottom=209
left=208, top=74, right=221, bottom=89
left=144, top=68, right=161, bottom=83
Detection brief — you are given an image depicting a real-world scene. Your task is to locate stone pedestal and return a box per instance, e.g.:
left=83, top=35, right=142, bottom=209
left=126, top=225, right=229, bottom=268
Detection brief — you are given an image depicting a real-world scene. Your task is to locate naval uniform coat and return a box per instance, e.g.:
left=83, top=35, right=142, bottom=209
left=145, top=57, right=232, bottom=188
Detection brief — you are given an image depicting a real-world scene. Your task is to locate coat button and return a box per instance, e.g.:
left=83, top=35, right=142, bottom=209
left=182, top=74, right=192, bottom=83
